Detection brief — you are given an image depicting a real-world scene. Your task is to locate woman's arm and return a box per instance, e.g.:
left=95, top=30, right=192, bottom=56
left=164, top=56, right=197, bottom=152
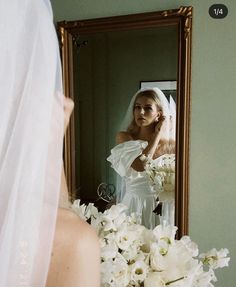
left=116, top=117, right=166, bottom=172
left=116, top=131, right=161, bottom=172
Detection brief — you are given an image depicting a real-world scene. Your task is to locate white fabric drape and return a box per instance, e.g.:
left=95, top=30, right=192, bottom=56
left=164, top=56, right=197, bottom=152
left=169, top=95, right=176, bottom=141
left=0, top=0, right=64, bottom=286
left=107, top=140, right=148, bottom=177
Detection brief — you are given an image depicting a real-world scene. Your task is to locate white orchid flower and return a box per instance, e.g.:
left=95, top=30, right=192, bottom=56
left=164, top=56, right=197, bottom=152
left=180, top=236, right=199, bottom=257
left=72, top=200, right=229, bottom=287
left=153, top=224, right=177, bottom=244
left=101, top=260, right=114, bottom=285
left=191, top=266, right=216, bottom=287
left=101, top=240, right=118, bottom=261
left=103, top=203, right=127, bottom=220
left=112, top=254, right=130, bottom=287
left=71, top=199, right=87, bottom=220
left=200, top=248, right=230, bottom=269
left=122, top=245, right=146, bottom=263
left=85, top=202, right=99, bottom=219
left=115, top=227, right=137, bottom=251
left=130, top=260, right=149, bottom=284
left=150, top=242, right=169, bottom=271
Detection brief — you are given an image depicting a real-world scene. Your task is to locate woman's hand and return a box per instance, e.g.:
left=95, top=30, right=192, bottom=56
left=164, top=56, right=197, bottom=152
left=63, top=96, right=74, bottom=133
left=154, top=115, right=166, bottom=135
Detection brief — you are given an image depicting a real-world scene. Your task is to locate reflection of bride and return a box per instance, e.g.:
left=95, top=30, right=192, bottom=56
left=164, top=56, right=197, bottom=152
left=107, top=87, right=175, bottom=229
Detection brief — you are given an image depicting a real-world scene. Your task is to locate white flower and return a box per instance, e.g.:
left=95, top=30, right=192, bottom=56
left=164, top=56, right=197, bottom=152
left=150, top=237, right=200, bottom=285
left=101, top=204, right=128, bottom=232
left=144, top=272, right=166, bottom=287
left=130, top=260, right=149, bottom=284
left=103, top=203, right=127, bottom=220
left=191, top=266, right=216, bottom=287
left=72, top=200, right=99, bottom=221
left=101, top=254, right=130, bottom=287
left=127, top=212, right=142, bottom=225
left=71, top=199, right=87, bottom=220
left=153, top=224, right=177, bottom=244
left=101, top=260, right=114, bottom=285
left=72, top=201, right=229, bottom=287
left=162, top=242, right=198, bottom=284
left=200, top=248, right=230, bottom=269
left=150, top=240, right=173, bottom=272
left=85, top=202, right=99, bottom=218
left=144, top=154, right=175, bottom=195
left=180, top=236, right=199, bottom=257
left=121, top=245, right=140, bottom=262
left=115, top=226, right=137, bottom=251
left=140, top=228, right=156, bottom=253
left=100, top=240, right=118, bottom=261
left=112, top=254, right=130, bottom=287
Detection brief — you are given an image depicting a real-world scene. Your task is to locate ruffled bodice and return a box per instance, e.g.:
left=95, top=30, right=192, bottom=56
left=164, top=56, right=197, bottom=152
left=107, top=140, right=148, bottom=176
left=107, top=140, right=167, bottom=229
left=107, top=140, right=167, bottom=194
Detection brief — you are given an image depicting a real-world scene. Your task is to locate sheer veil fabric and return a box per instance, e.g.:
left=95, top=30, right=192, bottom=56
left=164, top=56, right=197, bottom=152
left=0, top=0, right=64, bottom=286
left=169, top=95, right=176, bottom=141
left=119, top=87, right=171, bottom=137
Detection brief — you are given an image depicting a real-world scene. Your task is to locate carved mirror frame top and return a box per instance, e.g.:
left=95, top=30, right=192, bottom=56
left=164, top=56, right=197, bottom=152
left=57, top=6, right=192, bottom=238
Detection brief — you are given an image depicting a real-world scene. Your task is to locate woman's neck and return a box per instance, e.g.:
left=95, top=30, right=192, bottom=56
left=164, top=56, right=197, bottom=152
left=136, top=125, right=155, bottom=141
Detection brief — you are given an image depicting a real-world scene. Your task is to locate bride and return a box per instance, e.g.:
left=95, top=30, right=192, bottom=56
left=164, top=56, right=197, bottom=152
left=107, top=87, right=175, bottom=229
left=0, top=0, right=100, bottom=286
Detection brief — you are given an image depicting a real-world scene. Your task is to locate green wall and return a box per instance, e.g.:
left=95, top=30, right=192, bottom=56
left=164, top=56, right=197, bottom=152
left=51, top=1, right=236, bottom=286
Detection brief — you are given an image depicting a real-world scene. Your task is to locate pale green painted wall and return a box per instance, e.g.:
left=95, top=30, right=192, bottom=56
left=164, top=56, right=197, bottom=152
left=51, top=1, right=236, bottom=286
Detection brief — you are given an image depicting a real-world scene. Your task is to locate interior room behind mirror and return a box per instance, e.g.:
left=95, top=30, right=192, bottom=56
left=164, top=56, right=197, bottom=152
left=73, top=27, right=177, bottom=218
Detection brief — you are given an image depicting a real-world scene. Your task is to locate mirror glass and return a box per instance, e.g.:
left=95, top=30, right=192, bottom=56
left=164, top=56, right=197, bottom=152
left=58, top=7, right=192, bottom=236
left=73, top=27, right=178, bottom=208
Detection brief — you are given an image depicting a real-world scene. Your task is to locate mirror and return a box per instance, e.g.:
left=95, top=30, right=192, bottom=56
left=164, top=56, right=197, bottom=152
left=58, top=6, right=192, bottom=238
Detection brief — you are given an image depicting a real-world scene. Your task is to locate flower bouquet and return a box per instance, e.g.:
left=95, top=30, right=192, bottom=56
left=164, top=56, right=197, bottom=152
left=72, top=201, right=230, bottom=287
left=140, top=153, right=175, bottom=202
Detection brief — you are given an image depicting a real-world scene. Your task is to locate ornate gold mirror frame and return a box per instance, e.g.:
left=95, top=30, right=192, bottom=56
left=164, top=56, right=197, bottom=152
left=57, top=6, right=192, bottom=238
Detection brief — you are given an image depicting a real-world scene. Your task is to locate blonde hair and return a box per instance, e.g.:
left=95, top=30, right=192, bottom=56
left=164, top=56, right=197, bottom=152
left=127, top=89, right=163, bottom=135
left=127, top=89, right=175, bottom=154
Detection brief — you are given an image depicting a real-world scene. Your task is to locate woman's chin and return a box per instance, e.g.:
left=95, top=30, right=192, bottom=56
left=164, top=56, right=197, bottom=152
left=136, top=122, right=146, bottom=127
left=136, top=119, right=148, bottom=126
left=136, top=122, right=153, bottom=128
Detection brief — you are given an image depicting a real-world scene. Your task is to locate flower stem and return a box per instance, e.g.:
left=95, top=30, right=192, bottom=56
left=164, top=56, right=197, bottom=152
left=166, top=277, right=184, bottom=285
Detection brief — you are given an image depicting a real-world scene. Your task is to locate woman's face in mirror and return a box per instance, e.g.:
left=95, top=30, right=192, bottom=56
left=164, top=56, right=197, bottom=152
left=133, top=96, right=160, bottom=127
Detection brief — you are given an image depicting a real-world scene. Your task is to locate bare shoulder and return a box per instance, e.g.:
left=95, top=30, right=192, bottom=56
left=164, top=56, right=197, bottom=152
left=56, top=208, right=98, bottom=246
left=47, top=208, right=100, bottom=287
left=116, top=131, right=133, bottom=144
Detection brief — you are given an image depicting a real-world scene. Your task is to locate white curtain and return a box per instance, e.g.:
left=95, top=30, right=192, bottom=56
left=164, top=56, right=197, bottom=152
left=0, top=0, right=64, bottom=286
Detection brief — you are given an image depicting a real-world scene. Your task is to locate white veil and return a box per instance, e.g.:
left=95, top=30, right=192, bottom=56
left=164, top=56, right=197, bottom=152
left=0, top=0, right=64, bottom=286
left=169, top=95, right=176, bottom=141
left=120, top=87, right=170, bottom=134
left=115, top=87, right=171, bottom=202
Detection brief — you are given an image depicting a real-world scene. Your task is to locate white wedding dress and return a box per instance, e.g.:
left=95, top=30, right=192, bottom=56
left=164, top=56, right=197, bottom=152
left=107, top=140, right=174, bottom=229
